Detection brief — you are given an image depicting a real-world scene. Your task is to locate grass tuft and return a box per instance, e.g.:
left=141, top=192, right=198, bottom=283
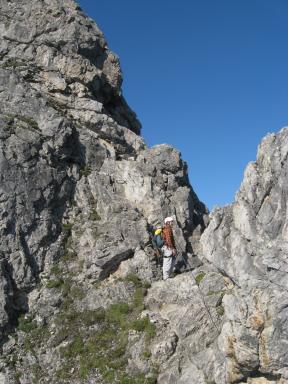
left=17, top=315, right=36, bottom=333
left=195, top=272, right=206, bottom=285
left=89, top=209, right=101, bottom=221
left=53, top=274, right=155, bottom=382
left=80, top=165, right=92, bottom=177
left=216, top=305, right=225, bottom=317
left=62, top=223, right=73, bottom=232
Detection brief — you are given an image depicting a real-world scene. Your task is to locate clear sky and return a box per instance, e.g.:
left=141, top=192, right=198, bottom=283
left=78, top=0, right=288, bottom=210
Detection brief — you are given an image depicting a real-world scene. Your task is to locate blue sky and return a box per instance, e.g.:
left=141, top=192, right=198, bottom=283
left=78, top=0, right=288, bottom=210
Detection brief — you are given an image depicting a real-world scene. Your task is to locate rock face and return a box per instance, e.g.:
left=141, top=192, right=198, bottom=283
left=0, top=1, right=207, bottom=383
left=200, top=129, right=288, bottom=383
left=143, top=129, right=288, bottom=384
left=0, top=1, right=287, bottom=383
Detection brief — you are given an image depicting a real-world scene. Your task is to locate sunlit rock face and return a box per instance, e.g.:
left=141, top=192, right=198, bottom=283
left=144, top=128, right=288, bottom=384
left=1, top=0, right=287, bottom=383
left=0, top=1, right=207, bottom=382
left=199, top=128, right=288, bottom=383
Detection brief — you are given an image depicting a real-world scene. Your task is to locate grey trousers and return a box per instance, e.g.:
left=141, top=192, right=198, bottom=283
left=163, top=255, right=176, bottom=280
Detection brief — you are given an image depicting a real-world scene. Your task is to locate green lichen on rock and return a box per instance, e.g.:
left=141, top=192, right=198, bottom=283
left=9, top=252, right=154, bottom=384
left=53, top=275, right=156, bottom=382
left=131, top=316, right=156, bottom=339
left=1, top=58, right=27, bottom=69
left=17, top=316, right=50, bottom=355
left=216, top=305, right=225, bottom=317
left=46, top=279, right=64, bottom=289
left=17, top=115, right=39, bottom=131
left=195, top=272, right=206, bottom=285
left=80, top=165, right=92, bottom=177
left=89, top=208, right=101, bottom=221
left=17, top=314, right=37, bottom=333
left=62, top=222, right=74, bottom=232
left=3, top=113, right=40, bottom=131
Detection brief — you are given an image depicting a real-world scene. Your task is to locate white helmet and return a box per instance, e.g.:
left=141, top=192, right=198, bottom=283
left=164, top=216, right=174, bottom=224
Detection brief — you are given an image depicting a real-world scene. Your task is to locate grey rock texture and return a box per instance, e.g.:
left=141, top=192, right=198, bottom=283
left=138, top=129, right=288, bottom=384
left=0, top=0, right=207, bottom=383
left=146, top=128, right=288, bottom=384
left=199, top=129, right=288, bottom=383
left=1, top=0, right=288, bottom=383
left=145, top=267, right=228, bottom=384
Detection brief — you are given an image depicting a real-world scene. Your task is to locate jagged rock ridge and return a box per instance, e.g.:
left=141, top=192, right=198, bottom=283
left=0, top=1, right=207, bottom=383
left=0, top=1, right=287, bottom=383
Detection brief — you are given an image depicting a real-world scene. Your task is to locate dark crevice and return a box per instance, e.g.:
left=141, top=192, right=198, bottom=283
left=240, top=371, right=282, bottom=383
left=0, top=258, right=29, bottom=347
left=98, top=249, right=134, bottom=281
left=103, top=94, right=141, bottom=135
left=78, top=44, right=106, bottom=71
left=256, top=185, right=273, bottom=216
left=18, top=229, right=40, bottom=280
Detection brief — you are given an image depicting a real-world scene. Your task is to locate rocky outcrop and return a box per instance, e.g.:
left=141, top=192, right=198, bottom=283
left=1, top=0, right=287, bottom=383
left=0, top=1, right=207, bottom=382
left=141, top=129, right=288, bottom=384
left=0, top=0, right=140, bottom=134
left=200, top=129, right=288, bottom=383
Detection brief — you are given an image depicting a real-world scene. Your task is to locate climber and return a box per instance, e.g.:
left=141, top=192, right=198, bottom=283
left=150, top=225, right=164, bottom=268
left=152, top=226, right=164, bottom=253
left=162, top=217, right=177, bottom=280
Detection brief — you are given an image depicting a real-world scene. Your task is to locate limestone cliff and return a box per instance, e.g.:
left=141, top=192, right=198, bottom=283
left=0, top=1, right=206, bottom=383
left=146, top=129, right=288, bottom=384
left=0, top=1, right=287, bottom=384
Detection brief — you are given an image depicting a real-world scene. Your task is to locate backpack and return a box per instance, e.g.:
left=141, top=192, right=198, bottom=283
left=152, top=229, right=164, bottom=250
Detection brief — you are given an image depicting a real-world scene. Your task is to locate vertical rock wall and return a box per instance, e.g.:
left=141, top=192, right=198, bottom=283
left=200, top=128, right=288, bottom=383
left=0, top=0, right=207, bottom=372
left=1, top=1, right=287, bottom=383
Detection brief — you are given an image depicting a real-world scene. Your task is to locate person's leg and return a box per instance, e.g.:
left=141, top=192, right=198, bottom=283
left=169, top=256, right=176, bottom=277
left=163, top=257, right=172, bottom=280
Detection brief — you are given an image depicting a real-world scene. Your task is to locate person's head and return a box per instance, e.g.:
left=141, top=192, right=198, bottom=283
left=164, top=217, right=174, bottom=226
